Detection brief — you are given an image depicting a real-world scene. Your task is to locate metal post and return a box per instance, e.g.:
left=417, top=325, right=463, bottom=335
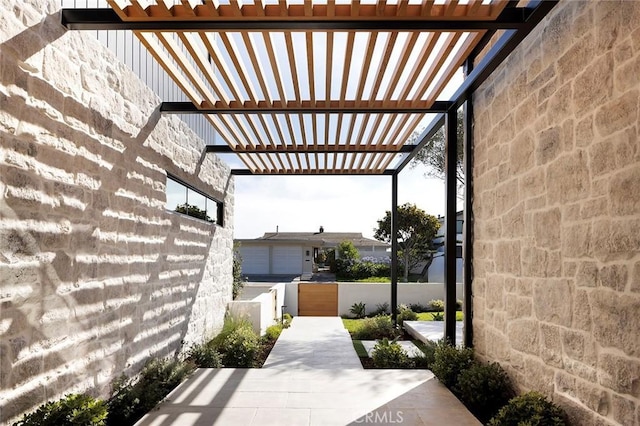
left=463, top=60, right=475, bottom=348
left=391, top=173, right=399, bottom=327
left=444, top=109, right=458, bottom=344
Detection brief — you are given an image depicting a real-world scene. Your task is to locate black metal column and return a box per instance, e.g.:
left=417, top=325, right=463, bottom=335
left=391, top=173, right=399, bottom=327
left=463, top=97, right=474, bottom=348
left=444, top=109, right=458, bottom=344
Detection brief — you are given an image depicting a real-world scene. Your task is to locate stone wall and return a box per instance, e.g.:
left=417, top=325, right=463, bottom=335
left=472, top=1, right=640, bottom=424
left=0, top=1, right=234, bottom=422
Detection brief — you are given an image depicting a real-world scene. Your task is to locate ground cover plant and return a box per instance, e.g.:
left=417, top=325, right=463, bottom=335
left=429, top=341, right=567, bottom=425
left=13, top=394, right=107, bottom=426
left=371, top=338, right=413, bottom=368
left=349, top=315, right=399, bottom=340
left=15, top=313, right=290, bottom=426
left=488, top=391, right=567, bottom=426
left=106, top=359, right=193, bottom=426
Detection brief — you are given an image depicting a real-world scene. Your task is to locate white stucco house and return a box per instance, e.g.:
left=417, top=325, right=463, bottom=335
left=236, top=228, right=390, bottom=277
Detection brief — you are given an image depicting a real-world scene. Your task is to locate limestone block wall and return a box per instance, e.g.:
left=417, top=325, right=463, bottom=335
left=0, top=1, right=233, bottom=422
left=472, top=1, right=640, bottom=424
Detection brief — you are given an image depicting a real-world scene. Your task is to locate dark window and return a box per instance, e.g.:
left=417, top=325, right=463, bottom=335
left=165, top=174, right=223, bottom=225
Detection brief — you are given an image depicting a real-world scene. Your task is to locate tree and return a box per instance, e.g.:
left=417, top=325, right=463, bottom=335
left=335, top=240, right=360, bottom=280
left=374, top=203, right=441, bottom=282
left=410, top=110, right=465, bottom=197
left=337, top=240, right=359, bottom=261
left=232, top=242, right=244, bottom=299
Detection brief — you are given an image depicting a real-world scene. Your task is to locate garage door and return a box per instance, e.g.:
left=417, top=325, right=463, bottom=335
left=240, top=246, right=269, bottom=274
left=272, top=246, right=303, bottom=274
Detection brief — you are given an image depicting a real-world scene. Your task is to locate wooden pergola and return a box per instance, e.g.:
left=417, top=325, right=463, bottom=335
left=62, top=0, right=557, bottom=344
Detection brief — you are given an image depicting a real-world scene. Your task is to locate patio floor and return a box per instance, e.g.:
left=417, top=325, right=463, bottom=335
left=135, top=317, right=480, bottom=426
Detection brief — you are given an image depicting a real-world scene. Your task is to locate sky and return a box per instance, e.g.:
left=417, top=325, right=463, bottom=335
left=231, top=69, right=465, bottom=240
left=232, top=160, right=455, bottom=239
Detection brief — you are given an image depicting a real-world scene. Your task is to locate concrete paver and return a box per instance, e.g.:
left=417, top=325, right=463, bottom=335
left=404, top=321, right=464, bottom=346
left=136, top=317, right=480, bottom=426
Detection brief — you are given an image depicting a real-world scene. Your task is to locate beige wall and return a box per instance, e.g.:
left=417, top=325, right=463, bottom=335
left=0, top=1, right=234, bottom=423
left=472, top=1, right=640, bottom=424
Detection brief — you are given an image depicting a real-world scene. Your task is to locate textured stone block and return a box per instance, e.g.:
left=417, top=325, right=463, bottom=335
left=595, top=90, right=639, bottom=137
left=533, top=279, right=573, bottom=325
left=546, top=151, right=590, bottom=205
left=593, top=219, right=640, bottom=262
left=571, top=53, right=613, bottom=116
left=524, top=357, right=555, bottom=395
left=598, top=353, right=640, bottom=397
left=609, top=167, right=640, bottom=217
left=533, top=208, right=561, bottom=250
left=611, top=394, right=637, bottom=426
left=540, top=323, right=563, bottom=367
left=561, top=222, right=592, bottom=258
left=598, top=264, right=628, bottom=291
left=590, top=289, right=640, bottom=358
left=521, top=246, right=547, bottom=278
left=507, top=319, right=539, bottom=355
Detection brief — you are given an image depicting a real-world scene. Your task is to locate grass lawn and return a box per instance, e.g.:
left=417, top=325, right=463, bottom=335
left=351, top=340, right=368, bottom=357
left=343, top=311, right=464, bottom=334
left=416, top=312, right=464, bottom=321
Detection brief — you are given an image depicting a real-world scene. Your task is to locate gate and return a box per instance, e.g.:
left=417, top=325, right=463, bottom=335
left=298, top=283, right=338, bottom=316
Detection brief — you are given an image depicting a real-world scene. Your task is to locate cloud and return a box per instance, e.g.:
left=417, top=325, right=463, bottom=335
left=233, top=163, right=450, bottom=239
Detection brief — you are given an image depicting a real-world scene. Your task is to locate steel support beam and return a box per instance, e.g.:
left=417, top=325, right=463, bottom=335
left=444, top=109, right=458, bottom=344
left=162, top=101, right=454, bottom=114
left=62, top=7, right=531, bottom=31
left=390, top=173, right=399, bottom=327
left=463, top=87, right=474, bottom=349
left=208, top=145, right=417, bottom=154
left=230, top=169, right=396, bottom=176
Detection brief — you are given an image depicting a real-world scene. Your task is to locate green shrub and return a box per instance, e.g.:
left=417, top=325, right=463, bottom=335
left=456, top=299, right=463, bottom=310
left=265, top=324, right=284, bottom=341
left=211, top=315, right=253, bottom=348
left=352, top=315, right=398, bottom=340
left=397, top=304, right=418, bottom=326
left=350, top=302, right=367, bottom=319
left=188, top=343, right=223, bottom=368
left=370, top=302, right=390, bottom=316
left=14, top=394, right=107, bottom=426
left=428, top=299, right=445, bottom=312
left=488, top=391, right=567, bottom=426
left=371, top=338, right=413, bottom=368
left=217, top=325, right=260, bottom=367
left=412, top=340, right=436, bottom=369
left=107, top=358, right=192, bottom=426
left=282, top=313, right=293, bottom=327
left=432, top=312, right=444, bottom=321
left=457, top=361, right=514, bottom=423
left=408, top=303, right=429, bottom=313
left=431, top=341, right=474, bottom=389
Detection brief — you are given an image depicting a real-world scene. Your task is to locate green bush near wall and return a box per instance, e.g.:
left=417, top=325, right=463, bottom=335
left=13, top=394, right=107, bottom=426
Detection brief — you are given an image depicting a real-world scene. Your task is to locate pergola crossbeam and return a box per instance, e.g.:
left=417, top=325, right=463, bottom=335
left=62, top=7, right=530, bottom=31
left=162, top=101, right=455, bottom=114
left=207, top=145, right=416, bottom=154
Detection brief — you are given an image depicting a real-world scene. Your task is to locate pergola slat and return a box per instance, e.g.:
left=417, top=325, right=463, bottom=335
left=81, top=0, right=516, bottom=175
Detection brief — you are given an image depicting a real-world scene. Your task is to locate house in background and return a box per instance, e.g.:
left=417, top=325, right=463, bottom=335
left=236, top=228, right=390, bottom=278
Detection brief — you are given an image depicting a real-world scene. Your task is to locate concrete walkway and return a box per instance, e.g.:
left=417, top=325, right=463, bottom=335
left=136, top=317, right=480, bottom=426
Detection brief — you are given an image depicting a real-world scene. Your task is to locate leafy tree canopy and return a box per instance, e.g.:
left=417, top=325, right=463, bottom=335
left=374, top=203, right=441, bottom=282
left=410, top=110, right=465, bottom=189
left=337, top=240, right=360, bottom=261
